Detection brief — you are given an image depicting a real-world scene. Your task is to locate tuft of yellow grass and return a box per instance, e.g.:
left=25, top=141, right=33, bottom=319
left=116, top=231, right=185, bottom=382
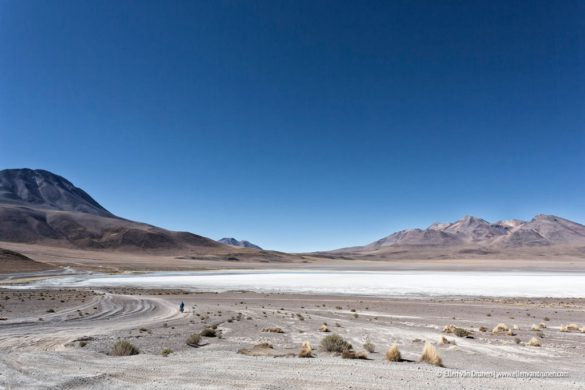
left=581, top=327, right=585, bottom=333
left=492, top=323, right=509, bottom=334
left=419, top=342, right=443, bottom=367
left=506, top=329, right=516, bottom=336
left=528, top=337, right=541, bottom=347
left=298, top=341, right=313, bottom=358
left=560, top=325, right=568, bottom=332
left=567, top=323, right=579, bottom=331
left=386, top=344, right=402, bottom=362
left=319, top=323, right=330, bottom=332
left=539, top=322, right=547, bottom=329
left=513, top=324, right=519, bottom=330
left=530, top=324, right=541, bottom=331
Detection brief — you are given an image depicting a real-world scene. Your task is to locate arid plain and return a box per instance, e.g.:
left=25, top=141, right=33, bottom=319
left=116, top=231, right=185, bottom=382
left=1, top=169, right=585, bottom=389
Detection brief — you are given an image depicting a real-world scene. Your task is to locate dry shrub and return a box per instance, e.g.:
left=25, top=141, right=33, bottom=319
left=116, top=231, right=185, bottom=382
left=385, top=344, right=402, bottom=362
left=261, top=327, right=285, bottom=333
left=200, top=328, right=217, bottom=337
left=161, top=348, right=173, bottom=357
left=539, top=322, right=547, bottom=329
left=342, top=350, right=368, bottom=359
left=186, top=333, right=202, bottom=347
left=363, top=341, right=375, bottom=353
left=443, top=324, right=472, bottom=337
left=319, top=323, right=330, bottom=332
left=111, top=340, right=139, bottom=356
left=238, top=342, right=274, bottom=357
left=419, top=342, right=443, bottom=367
left=530, top=324, right=541, bottom=331
left=581, top=327, right=585, bottom=333
left=320, top=334, right=352, bottom=353
left=479, top=326, right=488, bottom=332
left=506, top=329, right=516, bottom=336
left=560, top=325, right=568, bottom=332
left=492, top=323, right=509, bottom=334
left=567, top=323, right=579, bottom=331
left=298, top=341, right=313, bottom=358
left=528, top=337, right=541, bottom=347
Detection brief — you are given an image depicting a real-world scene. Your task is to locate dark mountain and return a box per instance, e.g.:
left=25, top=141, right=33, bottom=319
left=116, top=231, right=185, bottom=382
left=218, top=237, right=262, bottom=250
left=0, top=169, right=222, bottom=252
left=0, top=169, right=111, bottom=217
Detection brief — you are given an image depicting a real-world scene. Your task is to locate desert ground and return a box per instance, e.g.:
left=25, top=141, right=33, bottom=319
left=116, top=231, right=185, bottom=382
left=0, top=284, right=584, bottom=389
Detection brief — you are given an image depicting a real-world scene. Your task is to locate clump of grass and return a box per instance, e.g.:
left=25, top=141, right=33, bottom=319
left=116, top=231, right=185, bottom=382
left=527, top=337, right=541, bottom=347
left=200, top=328, right=217, bottom=337
left=567, top=323, right=580, bottom=331
left=186, top=333, right=202, bottom=347
left=443, top=324, right=472, bottom=338
left=320, top=334, right=352, bottom=353
left=363, top=341, right=375, bottom=353
left=111, top=340, right=139, bottom=356
left=543, top=316, right=550, bottom=322
left=298, top=341, right=313, bottom=358
left=341, top=350, right=368, bottom=359
left=261, top=327, right=285, bottom=333
left=238, top=343, right=274, bottom=357
left=385, top=344, right=401, bottom=362
left=479, top=326, right=488, bottom=332
left=161, top=348, right=173, bottom=357
left=530, top=324, right=542, bottom=331
left=560, top=325, right=568, bottom=332
left=319, top=323, right=330, bottom=332
left=419, top=342, right=443, bottom=367
left=513, top=324, right=519, bottom=330
left=506, top=329, right=516, bottom=336
left=492, top=323, right=509, bottom=334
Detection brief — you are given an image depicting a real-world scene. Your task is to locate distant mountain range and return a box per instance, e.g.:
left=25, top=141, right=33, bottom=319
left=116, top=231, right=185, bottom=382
left=2, top=168, right=584, bottom=261
left=218, top=237, right=262, bottom=250
left=0, top=168, right=221, bottom=252
left=324, top=215, right=585, bottom=259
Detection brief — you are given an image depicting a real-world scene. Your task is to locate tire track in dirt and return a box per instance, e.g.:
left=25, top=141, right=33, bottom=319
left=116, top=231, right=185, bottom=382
left=0, top=292, right=183, bottom=351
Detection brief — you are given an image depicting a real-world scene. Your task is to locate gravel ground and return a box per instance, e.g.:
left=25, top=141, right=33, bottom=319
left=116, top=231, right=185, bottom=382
left=0, top=288, right=584, bottom=389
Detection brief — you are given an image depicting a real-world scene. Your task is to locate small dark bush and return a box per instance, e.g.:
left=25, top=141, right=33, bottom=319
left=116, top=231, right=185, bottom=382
left=320, top=334, right=352, bottom=353
left=111, top=341, right=139, bottom=356
left=186, top=333, right=202, bottom=347
left=200, top=328, right=217, bottom=337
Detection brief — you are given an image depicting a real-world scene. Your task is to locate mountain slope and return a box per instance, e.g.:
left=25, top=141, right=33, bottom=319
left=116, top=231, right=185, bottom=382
left=0, top=248, right=56, bottom=273
left=218, top=237, right=262, bottom=250
left=0, top=169, right=221, bottom=252
left=326, top=215, right=585, bottom=259
left=0, top=168, right=112, bottom=217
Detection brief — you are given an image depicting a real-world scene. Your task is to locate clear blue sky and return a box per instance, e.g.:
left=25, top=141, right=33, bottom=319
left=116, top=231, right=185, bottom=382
left=1, top=0, right=584, bottom=252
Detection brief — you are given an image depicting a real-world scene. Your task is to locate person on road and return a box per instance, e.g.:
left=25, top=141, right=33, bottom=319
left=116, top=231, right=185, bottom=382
left=179, top=301, right=185, bottom=313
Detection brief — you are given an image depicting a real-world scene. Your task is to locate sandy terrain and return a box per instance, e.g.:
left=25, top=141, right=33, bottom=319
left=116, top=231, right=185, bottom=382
left=0, top=287, right=584, bottom=389
left=3, top=241, right=585, bottom=275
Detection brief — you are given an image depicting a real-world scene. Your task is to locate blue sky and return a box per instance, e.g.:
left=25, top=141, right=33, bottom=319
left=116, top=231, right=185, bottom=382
left=1, top=0, right=584, bottom=252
